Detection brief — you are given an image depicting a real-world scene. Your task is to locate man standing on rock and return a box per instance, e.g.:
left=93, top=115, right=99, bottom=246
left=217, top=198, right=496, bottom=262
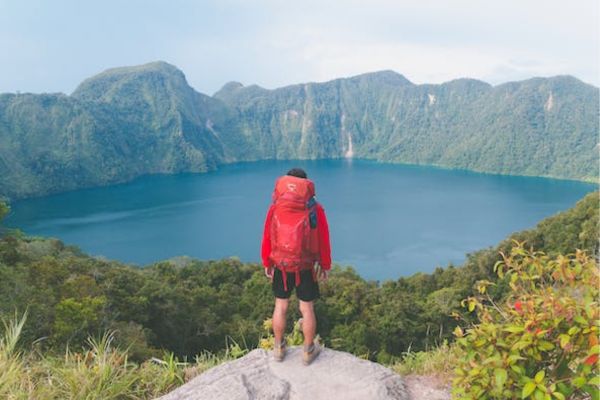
left=261, top=168, right=332, bottom=365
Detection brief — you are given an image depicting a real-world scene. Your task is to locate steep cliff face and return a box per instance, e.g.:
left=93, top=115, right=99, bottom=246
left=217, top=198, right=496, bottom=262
left=217, top=72, right=598, bottom=180
left=213, top=71, right=414, bottom=161
left=0, top=62, right=236, bottom=199
left=0, top=92, right=102, bottom=199
left=71, top=61, right=232, bottom=171
left=157, top=347, right=409, bottom=400
left=0, top=61, right=597, bottom=200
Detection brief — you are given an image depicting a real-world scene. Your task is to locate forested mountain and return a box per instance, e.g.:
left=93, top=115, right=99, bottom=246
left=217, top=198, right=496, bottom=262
left=215, top=71, right=597, bottom=179
left=0, top=62, right=597, bottom=199
left=0, top=63, right=235, bottom=199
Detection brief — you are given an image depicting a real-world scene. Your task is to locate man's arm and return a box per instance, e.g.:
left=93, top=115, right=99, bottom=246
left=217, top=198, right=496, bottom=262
left=261, top=205, right=275, bottom=268
left=316, top=204, right=331, bottom=270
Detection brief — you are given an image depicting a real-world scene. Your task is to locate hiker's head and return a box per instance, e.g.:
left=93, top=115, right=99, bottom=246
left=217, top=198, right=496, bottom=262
left=286, top=168, right=307, bottom=179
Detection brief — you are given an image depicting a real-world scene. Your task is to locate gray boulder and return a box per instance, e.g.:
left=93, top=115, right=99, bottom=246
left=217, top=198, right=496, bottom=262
left=157, top=347, right=408, bottom=400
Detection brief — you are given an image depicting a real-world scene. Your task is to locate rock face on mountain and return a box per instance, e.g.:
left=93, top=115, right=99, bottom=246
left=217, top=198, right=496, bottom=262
left=1, top=61, right=597, bottom=200
left=0, top=62, right=234, bottom=199
left=158, top=347, right=408, bottom=400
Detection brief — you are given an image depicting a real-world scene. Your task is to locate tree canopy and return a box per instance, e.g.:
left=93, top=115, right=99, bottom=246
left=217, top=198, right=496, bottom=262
left=0, top=192, right=596, bottom=362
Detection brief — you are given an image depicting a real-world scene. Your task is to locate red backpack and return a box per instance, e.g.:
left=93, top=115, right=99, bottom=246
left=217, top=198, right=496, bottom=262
left=269, top=175, right=319, bottom=287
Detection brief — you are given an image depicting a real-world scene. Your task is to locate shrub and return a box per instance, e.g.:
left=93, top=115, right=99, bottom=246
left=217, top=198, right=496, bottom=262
left=453, top=243, right=599, bottom=399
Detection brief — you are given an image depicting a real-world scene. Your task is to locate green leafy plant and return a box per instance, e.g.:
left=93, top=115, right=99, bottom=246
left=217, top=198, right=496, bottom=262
left=453, top=243, right=599, bottom=399
left=259, top=318, right=312, bottom=349
left=224, top=336, right=249, bottom=359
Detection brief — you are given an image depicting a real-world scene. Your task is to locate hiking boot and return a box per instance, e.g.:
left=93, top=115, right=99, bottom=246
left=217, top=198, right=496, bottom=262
left=302, top=342, right=321, bottom=365
left=273, top=339, right=286, bottom=362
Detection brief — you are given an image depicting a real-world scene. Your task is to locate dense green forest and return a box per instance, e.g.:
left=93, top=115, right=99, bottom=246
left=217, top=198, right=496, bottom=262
left=0, top=61, right=597, bottom=200
left=0, top=192, right=596, bottom=363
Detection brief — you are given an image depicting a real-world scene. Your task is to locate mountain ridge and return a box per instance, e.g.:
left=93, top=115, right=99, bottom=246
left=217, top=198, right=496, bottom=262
left=210, top=68, right=596, bottom=95
left=0, top=61, right=597, bottom=200
left=1, top=61, right=597, bottom=97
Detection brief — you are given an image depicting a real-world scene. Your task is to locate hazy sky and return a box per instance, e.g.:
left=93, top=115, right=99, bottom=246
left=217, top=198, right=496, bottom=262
left=0, top=0, right=598, bottom=95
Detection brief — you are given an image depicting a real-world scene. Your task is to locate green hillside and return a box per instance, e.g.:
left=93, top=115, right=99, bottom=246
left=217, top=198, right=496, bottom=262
left=216, top=72, right=598, bottom=180
left=0, top=191, right=596, bottom=361
left=0, top=63, right=234, bottom=199
left=0, top=185, right=597, bottom=398
left=0, top=62, right=597, bottom=200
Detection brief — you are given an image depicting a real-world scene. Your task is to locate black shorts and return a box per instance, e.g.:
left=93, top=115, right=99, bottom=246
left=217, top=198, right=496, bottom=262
left=272, top=268, right=320, bottom=302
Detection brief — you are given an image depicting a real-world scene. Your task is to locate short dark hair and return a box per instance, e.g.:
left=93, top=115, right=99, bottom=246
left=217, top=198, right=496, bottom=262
left=286, top=168, right=307, bottom=179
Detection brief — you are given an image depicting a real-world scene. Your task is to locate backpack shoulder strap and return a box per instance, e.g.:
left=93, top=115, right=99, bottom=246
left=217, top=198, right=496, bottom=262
left=307, top=196, right=317, bottom=228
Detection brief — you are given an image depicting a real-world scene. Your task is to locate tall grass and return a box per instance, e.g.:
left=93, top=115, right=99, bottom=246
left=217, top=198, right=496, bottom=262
left=0, top=312, right=235, bottom=399
left=0, top=311, right=28, bottom=399
left=3, top=311, right=451, bottom=398
left=391, top=340, right=457, bottom=379
left=50, top=331, right=141, bottom=399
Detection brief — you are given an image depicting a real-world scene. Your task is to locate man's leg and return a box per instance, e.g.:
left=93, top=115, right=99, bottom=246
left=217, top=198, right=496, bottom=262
left=273, top=297, right=289, bottom=345
left=299, top=300, right=316, bottom=347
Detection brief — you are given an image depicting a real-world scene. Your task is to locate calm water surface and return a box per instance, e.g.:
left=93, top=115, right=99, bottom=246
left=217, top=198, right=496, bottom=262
left=6, top=160, right=596, bottom=280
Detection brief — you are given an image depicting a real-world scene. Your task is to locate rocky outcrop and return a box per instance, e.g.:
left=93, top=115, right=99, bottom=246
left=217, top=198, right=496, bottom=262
left=157, top=347, right=408, bottom=400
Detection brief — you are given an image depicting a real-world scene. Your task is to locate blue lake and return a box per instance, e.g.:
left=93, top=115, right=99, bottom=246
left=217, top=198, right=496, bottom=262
left=5, top=160, right=596, bottom=280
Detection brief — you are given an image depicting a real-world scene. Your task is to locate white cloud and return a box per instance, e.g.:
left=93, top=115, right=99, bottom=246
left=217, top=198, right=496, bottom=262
left=0, top=0, right=597, bottom=93
left=181, top=0, right=599, bottom=91
left=330, top=43, right=577, bottom=85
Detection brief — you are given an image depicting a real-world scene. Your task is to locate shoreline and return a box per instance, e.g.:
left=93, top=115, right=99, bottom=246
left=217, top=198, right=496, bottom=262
left=4, top=157, right=597, bottom=203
